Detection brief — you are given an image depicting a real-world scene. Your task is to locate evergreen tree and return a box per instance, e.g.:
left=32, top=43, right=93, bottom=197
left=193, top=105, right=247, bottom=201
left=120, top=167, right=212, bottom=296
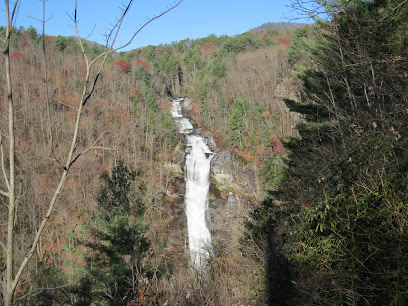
left=248, top=0, right=408, bottom=304
left=134, top=65, right=152, bottom=85
left=229, top=97, right=249, bottom=149
left=75, top=162, right=150, bottom=305
left=183, top=47, right=206, bottom=71
left=209, top=58, right=228, bottom=78
left=26, top=26, right=40, bottom=44
left=54, top=35, right=67, bottom=51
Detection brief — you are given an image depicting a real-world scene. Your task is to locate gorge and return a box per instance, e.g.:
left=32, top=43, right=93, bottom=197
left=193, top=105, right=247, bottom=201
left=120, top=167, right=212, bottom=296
left=2, top=2, right=406, bottom=302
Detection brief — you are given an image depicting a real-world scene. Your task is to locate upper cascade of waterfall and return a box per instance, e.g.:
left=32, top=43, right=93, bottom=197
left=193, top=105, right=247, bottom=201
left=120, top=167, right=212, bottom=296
left=171, top=98, right=194, bottom=134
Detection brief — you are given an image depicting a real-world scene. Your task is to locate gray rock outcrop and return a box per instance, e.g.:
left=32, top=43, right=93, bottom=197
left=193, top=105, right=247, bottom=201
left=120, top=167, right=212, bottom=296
left=211, top=150, right=259, bottom=199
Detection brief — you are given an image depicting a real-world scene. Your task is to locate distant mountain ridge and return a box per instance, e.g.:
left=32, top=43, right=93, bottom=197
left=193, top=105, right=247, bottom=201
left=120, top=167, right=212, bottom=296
left=69, top=22, right=308, bottom=54
left=249, top=22, right=309, bottom=33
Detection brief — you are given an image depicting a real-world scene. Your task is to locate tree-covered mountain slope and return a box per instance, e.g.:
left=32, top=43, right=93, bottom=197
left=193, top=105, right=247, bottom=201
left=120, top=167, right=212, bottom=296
left=0, top=21, right=305, bottom=304
left=5, top=2, right=407, bottom=303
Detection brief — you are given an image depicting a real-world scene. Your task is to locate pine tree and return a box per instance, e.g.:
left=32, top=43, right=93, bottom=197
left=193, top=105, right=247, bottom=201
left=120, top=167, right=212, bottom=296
left=229, top=97, right=249, bottom=149
left=75, top=162, right=150, bottom=305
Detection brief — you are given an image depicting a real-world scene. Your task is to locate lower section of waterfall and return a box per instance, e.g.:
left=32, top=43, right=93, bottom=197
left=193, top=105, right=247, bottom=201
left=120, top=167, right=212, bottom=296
left=171, top=98, right=213, bottom=270
left=185, top=135, right=212, bottom=269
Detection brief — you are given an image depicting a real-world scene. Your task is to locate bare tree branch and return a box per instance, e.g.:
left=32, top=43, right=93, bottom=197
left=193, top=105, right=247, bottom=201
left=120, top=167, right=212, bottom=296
left=27, top=14, right=53, bottom=23
left=0, top=134, right=10, bottom=191
left=69, top=131, right=112, bottom=167
left=10, top=0, right=21, bottom=26
left=85, top=24, right=97, bottom=40
left=111, top=0, right=183, bottom=53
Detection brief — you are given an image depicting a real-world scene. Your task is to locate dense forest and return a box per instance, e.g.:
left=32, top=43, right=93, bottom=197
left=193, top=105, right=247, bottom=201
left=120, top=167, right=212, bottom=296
left=1, top=0, right=407, bottom=305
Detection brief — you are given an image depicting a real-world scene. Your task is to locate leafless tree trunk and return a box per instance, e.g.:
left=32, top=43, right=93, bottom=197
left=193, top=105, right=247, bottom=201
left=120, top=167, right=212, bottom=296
left=2, top=2, right=17, bottom=305
left=0, top=1, right=183, bottom=305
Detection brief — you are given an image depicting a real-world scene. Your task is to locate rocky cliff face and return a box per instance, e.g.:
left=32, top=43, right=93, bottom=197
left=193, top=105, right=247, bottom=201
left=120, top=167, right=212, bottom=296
left=211, top=150, right=258, bottom=198
left=208, top=145, right=259, bottom=246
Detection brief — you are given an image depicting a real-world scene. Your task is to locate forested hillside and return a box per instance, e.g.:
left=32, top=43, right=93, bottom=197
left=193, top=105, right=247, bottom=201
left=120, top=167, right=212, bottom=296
left=0, top=7, right=300, bottom=304
left=250, top=22, right=308, bottom=33
left=1, top=0, right=407, bottom=305
left=247, top=0, right=408, bottom=305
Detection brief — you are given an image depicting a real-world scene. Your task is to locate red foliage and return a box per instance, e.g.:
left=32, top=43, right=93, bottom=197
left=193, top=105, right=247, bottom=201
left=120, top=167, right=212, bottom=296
left=10, top=52, right=25, bottom=60
left=135, top=59, right=151, bottom=71
left=202, top=42, right=216, bottom=52
left=202, top=42, right=217, bottom=59
left=113, top=59, right=130, bottom=73
left=262, top=34, right=269, bottom=41
left=270, top=138, right=286, bottom=154
left=44, top=36, right=55, bottom=43
left=275, top=36, right=292, bottom=46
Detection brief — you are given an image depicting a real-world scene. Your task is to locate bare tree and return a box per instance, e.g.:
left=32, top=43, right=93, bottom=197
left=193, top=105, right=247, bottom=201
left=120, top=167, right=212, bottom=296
left=0, top=0, right=183, bottom=305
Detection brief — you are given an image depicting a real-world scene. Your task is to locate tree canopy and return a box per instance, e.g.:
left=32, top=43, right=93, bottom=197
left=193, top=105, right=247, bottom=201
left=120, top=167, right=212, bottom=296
left=247, top=0, right=408, bottom=304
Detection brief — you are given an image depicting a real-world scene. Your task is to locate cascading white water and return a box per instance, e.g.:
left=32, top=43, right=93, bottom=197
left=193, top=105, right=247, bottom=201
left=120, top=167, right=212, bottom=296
left=170, top=98, right=213, bottom=269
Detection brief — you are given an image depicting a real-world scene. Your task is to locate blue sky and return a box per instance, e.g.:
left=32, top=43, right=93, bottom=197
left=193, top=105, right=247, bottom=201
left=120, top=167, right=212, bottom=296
left=4, top=0, right=310, bottom=51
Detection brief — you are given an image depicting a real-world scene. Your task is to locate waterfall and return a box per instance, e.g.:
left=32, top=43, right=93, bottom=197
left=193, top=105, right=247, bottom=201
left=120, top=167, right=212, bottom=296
left=170, top=98, right=213, bottom=269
